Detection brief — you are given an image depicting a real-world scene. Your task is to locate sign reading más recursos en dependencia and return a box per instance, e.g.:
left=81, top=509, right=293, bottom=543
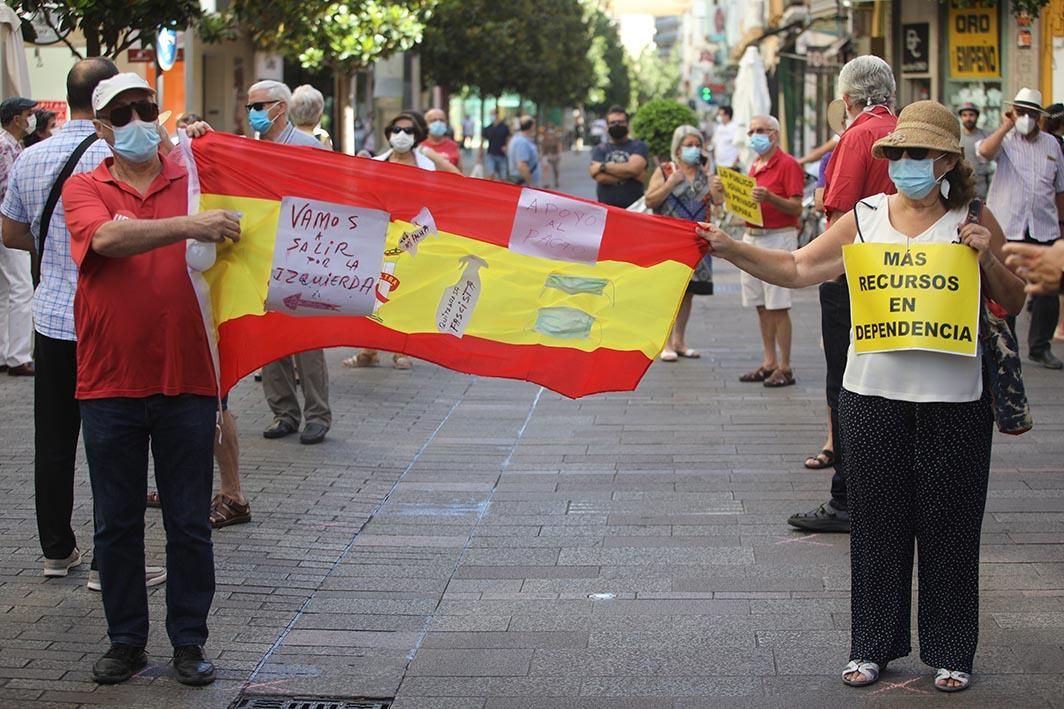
left=948, top=0, right=1000, bottom=80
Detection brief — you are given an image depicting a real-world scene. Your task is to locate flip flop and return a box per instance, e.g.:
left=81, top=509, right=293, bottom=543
left=804, top=449, right=835, bottom=469
left=660, top=349, right=679, bottom=362
left=677, top=348, right=701, bottom=359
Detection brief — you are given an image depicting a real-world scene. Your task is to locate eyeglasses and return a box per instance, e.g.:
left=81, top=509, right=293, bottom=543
left=99, top=100, right=159, bottom=128
left=245, top=100, right=280, bottom=113
left=882, top=147, right=933, bottom=161
left=390, top=126, right=416, bottom=135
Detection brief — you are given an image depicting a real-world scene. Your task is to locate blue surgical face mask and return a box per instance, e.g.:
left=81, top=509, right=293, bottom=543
left=248, top=105, right=277, bottom=135
left=888, top=156, right=946, bottom=199
left=107, top=120, right=161, bottom=162
left=749, top=133, right=772, bottom=155
left=428, top=120, right=447, bottom=138
left=680, top=145, right=702, bottom=165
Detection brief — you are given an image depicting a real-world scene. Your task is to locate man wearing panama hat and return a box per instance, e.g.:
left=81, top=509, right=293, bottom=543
left=978, top=87, right=1064, bottom=369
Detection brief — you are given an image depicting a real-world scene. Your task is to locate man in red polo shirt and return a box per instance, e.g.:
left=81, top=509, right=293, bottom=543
left=788, top=54, right=898, bottom=535
left=712, top=114, right=805, bottom=387
left=61, top=73, right=240, bottom=686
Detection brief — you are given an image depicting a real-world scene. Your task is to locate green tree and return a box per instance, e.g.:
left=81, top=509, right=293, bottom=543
left=585, top=6, right=629, bottom=112
left=629, top=44, right=681, bottom=110
left=296, top=1, right=433, bottom=74
left=17, top=0, right=203, bottom=59
left=421, top=0, right=592, bottom=110
left=630, top=99, right=697, bottom=161
left=519, top=0, right=593, bottom=109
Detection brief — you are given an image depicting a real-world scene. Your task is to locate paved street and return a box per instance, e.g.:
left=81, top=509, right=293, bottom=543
left=1, top=151, right=1062, bottom=708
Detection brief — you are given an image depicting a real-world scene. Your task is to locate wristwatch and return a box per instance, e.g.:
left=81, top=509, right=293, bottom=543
left=597, top=162, right=608, bottom=175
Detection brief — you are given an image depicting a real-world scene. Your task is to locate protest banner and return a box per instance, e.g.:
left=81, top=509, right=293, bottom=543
left=717, top=167, right=764, bottom=226
left=184, top=133, right=706, bottom=398
left=843, top=243, right=980, bottom=356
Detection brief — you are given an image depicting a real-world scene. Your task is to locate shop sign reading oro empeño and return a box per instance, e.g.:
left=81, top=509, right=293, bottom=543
left=948, top=0, right=1001, bottom=79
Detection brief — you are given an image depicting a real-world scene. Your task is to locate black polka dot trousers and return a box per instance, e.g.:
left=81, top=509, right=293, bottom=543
left=838, top=388, right=993, bottom=673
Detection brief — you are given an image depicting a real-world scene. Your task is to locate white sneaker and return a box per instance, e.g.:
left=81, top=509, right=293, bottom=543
left=42, top=548, right=82, bottom=577
left=87, top=566, right=167, bottom=592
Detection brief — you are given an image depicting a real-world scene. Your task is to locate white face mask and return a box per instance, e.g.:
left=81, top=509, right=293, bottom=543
left=24, top=113, right=36, bottom=135
left=1015, top=115, right=1036, bottom=136
left=389, top=131, right=415, bottom=153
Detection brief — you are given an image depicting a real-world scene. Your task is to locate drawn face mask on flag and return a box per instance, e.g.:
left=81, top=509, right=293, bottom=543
left=534, top=307, right=596, bottom=339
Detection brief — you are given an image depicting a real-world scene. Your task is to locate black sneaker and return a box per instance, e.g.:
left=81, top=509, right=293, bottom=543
left=92, top=643, right=147, bottom=684
left=787, top=501, right=851, bottom=533
left=172, top=644, right=216, bottom=686
left=1029, top=351, right=1064, bottom=370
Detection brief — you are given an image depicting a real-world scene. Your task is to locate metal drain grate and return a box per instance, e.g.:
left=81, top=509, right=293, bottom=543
left=229, top=696, right=391, bottom=709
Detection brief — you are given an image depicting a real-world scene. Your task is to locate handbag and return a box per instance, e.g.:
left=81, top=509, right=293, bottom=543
left=980, top=299, right=1033, bottom=435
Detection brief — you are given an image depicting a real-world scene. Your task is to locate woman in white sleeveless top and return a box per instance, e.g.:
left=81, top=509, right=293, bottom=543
left=698, top=101, right=1026, bottom=693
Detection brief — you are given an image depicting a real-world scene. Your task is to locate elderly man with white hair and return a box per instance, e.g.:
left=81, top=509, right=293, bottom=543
left=245, top=79, right=333, bottom=447
left=710, top=113, right=805, bottom=387
left=787, top=54, right=898, bottom=535
left=289, top=84, right=332, bottom=149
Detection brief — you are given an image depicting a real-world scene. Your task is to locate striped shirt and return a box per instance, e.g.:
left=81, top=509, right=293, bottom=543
left=1, top=121, right=112, bottom=340
left=981, top=130, right=1064, bottom=243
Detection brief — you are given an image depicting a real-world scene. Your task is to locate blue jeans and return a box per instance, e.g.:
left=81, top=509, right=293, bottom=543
left=486, top=152, right=508, bottom=180
left=81, top=394, right=216, bottom=648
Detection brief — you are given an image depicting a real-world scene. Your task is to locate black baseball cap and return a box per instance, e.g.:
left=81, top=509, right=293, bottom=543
left=0, top=97, right=37, bottom=124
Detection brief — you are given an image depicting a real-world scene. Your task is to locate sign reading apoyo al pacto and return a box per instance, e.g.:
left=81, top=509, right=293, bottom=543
left=948, top=0, right=1000, bottom=79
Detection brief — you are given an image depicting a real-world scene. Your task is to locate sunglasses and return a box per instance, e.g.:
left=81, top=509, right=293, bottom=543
left=100, top=100, right=159, bottom=128
left=882, top=147, right=933, bottom=161
left=245, top=100, right=280, bottom=113
left=390, top=126, right=416, bottom=135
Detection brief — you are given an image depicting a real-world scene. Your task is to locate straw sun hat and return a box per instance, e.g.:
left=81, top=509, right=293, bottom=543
left=871, top=100, right=961, bottom=159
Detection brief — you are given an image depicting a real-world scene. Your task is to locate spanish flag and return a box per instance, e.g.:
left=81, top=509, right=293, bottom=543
left=187, top=132, right=704, bottom=398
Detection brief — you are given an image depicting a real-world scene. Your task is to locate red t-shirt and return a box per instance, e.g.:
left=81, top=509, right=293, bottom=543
left=62, top=154, right=217, bottom=400
left=425, top=137, right=460, bottom=167
left=824, top=105, right=897, bottom=225
left=747, top=148, right=805, bottom=229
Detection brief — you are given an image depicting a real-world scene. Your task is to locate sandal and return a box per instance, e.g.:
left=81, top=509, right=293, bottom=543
left=739, top=365, right=774, bottom=382
left=934, top=668, right=971, bottom=692
left=842, top=660, right=880, bottom=687
left=763, top=367, right=795, bottom=387
left=392, top=354, right=413, bottom=370
left=146, top=490, right=161, bottom=508
left=660, top=349, right=678, bottom=362
left=209, top=494, right=251, bottom=529
left=804, top=449, right=835, bottom=469
left=343, top=350, right=379, bottom=368
left=677, top=348, right=701, bottom=359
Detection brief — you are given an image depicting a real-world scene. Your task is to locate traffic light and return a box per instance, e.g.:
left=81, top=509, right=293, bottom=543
left=699, top=85, right=713, bottom=103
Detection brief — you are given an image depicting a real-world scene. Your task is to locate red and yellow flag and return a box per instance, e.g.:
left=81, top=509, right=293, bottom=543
left=188, top=133, right=704, bottom=398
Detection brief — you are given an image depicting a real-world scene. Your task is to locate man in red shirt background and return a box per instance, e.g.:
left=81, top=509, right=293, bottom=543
left=62, top=73, right=240, bottom=686
left=712, top=114, right=805, bottom=388
left=788, top=55, right=898, bottom=534
left=424, top=107, right=462, bottom=171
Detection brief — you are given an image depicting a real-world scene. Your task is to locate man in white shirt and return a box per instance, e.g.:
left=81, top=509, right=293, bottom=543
left=978, top=87, right=1064, bottom=369
left=712, top=105, right=740, bottom=171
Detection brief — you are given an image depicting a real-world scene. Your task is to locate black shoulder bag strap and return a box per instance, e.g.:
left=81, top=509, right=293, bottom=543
left=32, top=134, right=98, bottom=288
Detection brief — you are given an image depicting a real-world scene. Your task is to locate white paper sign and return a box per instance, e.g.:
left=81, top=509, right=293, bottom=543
left=436, top=255, right=487, bottom=338
left=508, top=189, right=607, bottom=264
left=265, top=196, right=388, bottom=317
left=398, top=207, right=438, bottom=256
